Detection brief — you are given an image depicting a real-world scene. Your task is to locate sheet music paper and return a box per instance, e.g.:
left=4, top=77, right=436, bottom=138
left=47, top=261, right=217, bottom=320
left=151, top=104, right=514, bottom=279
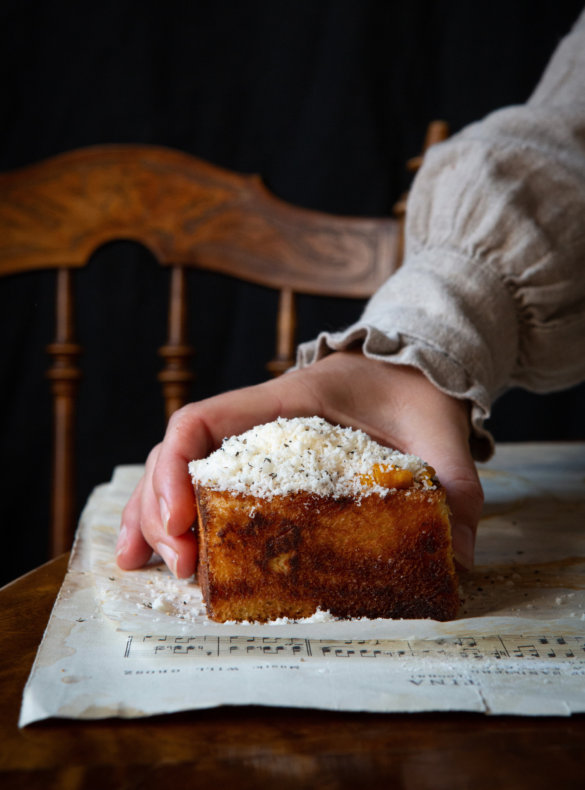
left=20, top=443, right=585, bottom=724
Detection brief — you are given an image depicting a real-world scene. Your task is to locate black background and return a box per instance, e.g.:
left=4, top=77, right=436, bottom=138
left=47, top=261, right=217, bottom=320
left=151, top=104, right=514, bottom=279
left=1, top=0, right=584, bottom=586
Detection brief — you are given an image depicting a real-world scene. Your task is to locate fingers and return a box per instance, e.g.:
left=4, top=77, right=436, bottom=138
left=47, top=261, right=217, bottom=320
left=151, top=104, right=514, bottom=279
left=117, top=351, right=484, bottom=579
left=118, top=375, right=320, bottom=576
left=139, top=443, right=198, bottom=578
left=116, top=473, right=152, bottom=570
left=116, top=445, right=198, bottom=578
left=403, top=416, right=482, bottom=572
left=407, top=399, right=484, bottom=574
left=152, top=392, right=275, bottom=539
left=435, top=461, right=483, bottom=573
left=152, top=379, right=321, bottom=538
left=308, top=355, right=484, bottom=571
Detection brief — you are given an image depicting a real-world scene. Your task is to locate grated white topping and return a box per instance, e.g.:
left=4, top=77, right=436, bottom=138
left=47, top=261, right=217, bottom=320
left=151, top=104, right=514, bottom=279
left=189, top=416, right=433, bottom=500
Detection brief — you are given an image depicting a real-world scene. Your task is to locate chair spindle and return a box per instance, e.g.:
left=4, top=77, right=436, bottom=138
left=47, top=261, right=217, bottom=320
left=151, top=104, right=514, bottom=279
left=405, top=119, right=450, bottom=173
left=46, top=267, right=82, bottom=557
left=0, top=143, right=410, bottom=558
left=266, top=288, right=297, bottom=377
left=158, top=265, right=195, bottom=423
left=393, top=120, right=450, bottom=265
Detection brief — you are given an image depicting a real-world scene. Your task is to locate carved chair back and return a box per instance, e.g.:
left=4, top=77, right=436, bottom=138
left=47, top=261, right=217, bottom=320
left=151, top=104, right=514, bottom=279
left=0, top=123, right=447, bottom=558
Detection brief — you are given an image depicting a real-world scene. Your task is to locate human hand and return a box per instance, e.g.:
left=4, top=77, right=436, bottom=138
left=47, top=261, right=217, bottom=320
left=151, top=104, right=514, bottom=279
left=116, top=351, right=483, bottom=577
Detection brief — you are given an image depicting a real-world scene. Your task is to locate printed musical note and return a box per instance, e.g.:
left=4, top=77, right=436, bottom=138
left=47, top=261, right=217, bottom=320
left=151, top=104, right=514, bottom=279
left=225, top=637, right=309, bottom=659
left=512, top=644, right=540, bottom=659
left=123, top=633, right=585, bottom=664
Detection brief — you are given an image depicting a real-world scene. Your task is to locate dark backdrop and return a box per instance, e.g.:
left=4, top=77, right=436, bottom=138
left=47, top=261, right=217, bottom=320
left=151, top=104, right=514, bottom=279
left=1, top=0, right=584, bottom=586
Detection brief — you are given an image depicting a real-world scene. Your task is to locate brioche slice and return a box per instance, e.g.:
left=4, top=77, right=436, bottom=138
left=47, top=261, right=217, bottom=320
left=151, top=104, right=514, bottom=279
left=190, top=417, right=459, bottom=623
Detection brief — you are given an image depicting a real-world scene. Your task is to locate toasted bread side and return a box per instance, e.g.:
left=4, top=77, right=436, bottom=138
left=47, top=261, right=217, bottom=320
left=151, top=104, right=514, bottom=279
left=195, top=483, right=459, bottom=623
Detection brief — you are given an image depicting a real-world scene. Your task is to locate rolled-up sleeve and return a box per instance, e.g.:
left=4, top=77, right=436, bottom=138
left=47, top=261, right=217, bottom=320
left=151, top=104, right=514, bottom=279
left=297, top=9, right=585, bottom=461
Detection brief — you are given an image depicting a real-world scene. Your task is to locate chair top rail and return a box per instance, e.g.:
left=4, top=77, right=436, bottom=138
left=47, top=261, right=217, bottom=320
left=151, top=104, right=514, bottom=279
left=0, top=145, right=399, bottom=298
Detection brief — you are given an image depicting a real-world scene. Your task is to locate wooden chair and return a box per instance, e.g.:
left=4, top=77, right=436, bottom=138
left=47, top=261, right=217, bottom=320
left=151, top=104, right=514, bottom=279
left=0, top=122, right=448, bottom=559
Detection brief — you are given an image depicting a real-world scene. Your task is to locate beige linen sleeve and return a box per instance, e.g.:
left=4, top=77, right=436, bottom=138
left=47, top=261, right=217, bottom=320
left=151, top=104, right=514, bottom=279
left=297, top=9, right=585, bottom=461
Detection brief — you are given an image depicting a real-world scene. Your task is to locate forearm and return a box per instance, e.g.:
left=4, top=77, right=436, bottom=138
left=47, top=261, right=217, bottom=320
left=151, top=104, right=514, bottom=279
left=299, top=9, right=585, bottom=461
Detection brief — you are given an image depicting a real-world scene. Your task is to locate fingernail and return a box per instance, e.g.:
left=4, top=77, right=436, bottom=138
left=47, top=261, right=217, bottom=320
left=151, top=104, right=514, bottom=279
left=451, top=523, right=475, bottom=573
left=159, top=497, right=170, bottom=533
left=116, top=524, right=128, bottom=557
left=156, top=542, right=178, bottom=578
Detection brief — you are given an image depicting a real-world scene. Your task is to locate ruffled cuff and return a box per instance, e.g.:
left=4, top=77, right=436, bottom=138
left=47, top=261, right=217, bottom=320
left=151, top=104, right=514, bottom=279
left=297, top=247, right=519, bottom=462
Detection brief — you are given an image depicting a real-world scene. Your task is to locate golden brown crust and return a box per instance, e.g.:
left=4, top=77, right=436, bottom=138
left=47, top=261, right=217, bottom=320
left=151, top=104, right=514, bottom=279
left=195, top=485, right=459, bottom=623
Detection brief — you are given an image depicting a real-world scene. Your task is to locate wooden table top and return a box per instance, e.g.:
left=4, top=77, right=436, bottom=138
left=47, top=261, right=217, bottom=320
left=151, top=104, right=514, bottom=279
left=1, top=556, right=585, bottom=789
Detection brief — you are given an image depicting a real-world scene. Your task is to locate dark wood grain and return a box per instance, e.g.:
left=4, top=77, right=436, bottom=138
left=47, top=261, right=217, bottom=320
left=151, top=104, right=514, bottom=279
left=45, top=269, right=82, bottom=556
left=158, top=265, right=195, bottom=420
left=0, top=144, right=402, bottom=557
left=1, top=557, right=585, bottom=789
left=393, top=120, right=450, bottom=264
left=266, top=287, right=296, bottom=376
left=406, top=119, right=451, bottom=172
left=0, top=145, right=399, bottom=298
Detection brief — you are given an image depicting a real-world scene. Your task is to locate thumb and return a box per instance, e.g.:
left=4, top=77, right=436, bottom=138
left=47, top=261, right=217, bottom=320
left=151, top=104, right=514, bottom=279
left=435, top=456, right=484, bottom=573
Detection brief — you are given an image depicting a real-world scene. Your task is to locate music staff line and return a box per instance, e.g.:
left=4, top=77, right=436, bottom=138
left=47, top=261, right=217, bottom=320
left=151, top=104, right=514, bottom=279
left=124, top=634, right=585, bottom=662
